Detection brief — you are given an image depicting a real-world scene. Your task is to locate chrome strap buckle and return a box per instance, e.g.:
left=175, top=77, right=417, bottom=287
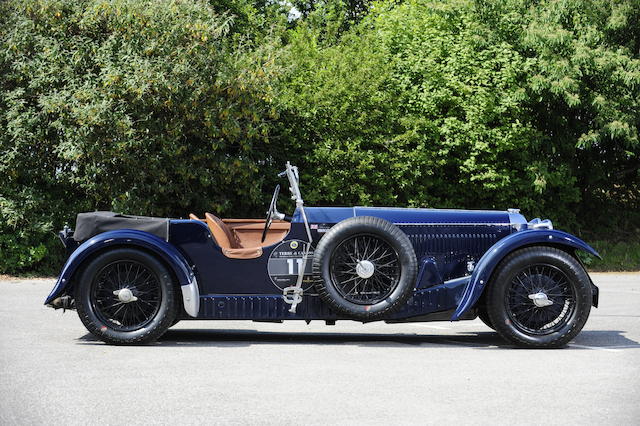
left=282, top=286, right=304, bottom=313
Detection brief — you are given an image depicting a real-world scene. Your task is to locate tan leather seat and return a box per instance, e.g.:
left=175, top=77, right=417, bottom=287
left=223, top=220, right=291, bottom=248
left=205, top=213, right=263, bottom=259
left=205, top=213, right=240, bottom=249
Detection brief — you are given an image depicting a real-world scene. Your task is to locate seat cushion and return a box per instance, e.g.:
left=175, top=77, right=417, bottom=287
left=223, top=220, right=291, bottom=248
left=205, top=213, right=241, bottom=249
left=222, top=246, right=263, bottom=259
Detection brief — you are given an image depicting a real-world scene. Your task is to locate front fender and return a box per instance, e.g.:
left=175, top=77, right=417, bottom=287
left=451, top=229, right=600, bottom=320
left=44, top=229, right=200, bottom=317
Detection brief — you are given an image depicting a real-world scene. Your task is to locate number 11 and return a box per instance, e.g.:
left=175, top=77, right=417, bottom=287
left=286, top=258, right=304, bottom=274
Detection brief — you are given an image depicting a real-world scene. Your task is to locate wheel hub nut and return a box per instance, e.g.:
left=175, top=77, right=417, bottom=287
left=356, top=260, right=375, bottom=279
left=113, top=288, right=137, bottom=303
left=528, top=292, right=553, bottom=307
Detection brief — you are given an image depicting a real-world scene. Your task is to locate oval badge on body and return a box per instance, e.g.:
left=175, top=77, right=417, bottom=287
left=267, top=239, right=314, bottom=291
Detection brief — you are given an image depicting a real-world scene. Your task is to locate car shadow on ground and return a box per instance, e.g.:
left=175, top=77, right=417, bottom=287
left=77, top=328, right=640, bottom=350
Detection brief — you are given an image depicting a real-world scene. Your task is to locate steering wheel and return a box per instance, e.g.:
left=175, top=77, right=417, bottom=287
left=261, top=184, right=280, bottom=243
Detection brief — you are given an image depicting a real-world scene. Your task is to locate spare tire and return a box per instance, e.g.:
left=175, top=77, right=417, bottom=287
left=312, top=216, right=417, bottom=320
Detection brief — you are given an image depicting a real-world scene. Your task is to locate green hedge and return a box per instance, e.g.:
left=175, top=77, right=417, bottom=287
left=579, top=240, right=640, bottom=271
left=274, top=0, right=639, bottom=228
left=1, top=0, right=638, bottom=274
left=0, top=0, right=286, bottom=273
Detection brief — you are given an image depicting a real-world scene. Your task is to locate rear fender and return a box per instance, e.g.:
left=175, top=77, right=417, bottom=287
left=451, top=230, right=600, bottom=320
left=44, top=230, right=200, bottom=317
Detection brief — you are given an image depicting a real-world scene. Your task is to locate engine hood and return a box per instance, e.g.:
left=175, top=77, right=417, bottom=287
left=295, top=206, right=526, bottom=226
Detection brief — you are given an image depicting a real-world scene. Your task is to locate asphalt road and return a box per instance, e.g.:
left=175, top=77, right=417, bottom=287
left=1, top=273, right=639, bottom=425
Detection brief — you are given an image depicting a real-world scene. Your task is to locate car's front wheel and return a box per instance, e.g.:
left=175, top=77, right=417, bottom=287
left=75, top=248, right=178, bottom=345
left=486, top=246, right=592, bottom=348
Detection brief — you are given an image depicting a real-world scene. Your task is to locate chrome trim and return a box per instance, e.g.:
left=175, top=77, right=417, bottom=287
left=508, top=209, right=528, bottom=231
left=528, top=218, right=553, bottom=230
left=395, top=222, right=513, bottom=227
left=113, top=288, right=137, bottom=303
left=282, top=286, right=303, bottom=306
left=444, top=276, right=471, bottom=287
left=58, top=224, right=72, bottom=246
left=355, top=206, right=511, bottom=214
left=466, top=261, right=475, bottom=273
left=528, top=292, right=554, bottom=307
left=181, top=275, right=200, bottom=317
left=356, top=260, right=375, bottom=279
left=280, top=162, right=312, bottom=314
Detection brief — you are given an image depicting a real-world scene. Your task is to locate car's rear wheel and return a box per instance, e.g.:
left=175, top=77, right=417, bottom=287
left=75, top=248, right=178, bottom=345
left=486, top=246, right=592, bottom=348
left=313, top=216, right=417, bottom=320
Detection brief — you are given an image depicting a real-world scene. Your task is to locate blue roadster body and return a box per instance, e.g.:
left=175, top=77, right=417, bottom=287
left=46, top=163, right=600, bottom=347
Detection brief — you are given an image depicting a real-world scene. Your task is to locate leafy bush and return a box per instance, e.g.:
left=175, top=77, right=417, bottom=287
left=273, top=0, right=639, bottom=233
left=276, top=1, right=561, bottom=216
left=475, top=0, right=640, bottom=237
left=0, top=0, right=281, bottom=274
left=578, top=240, right=640, bottom=271
left=1, top=0, right=638, bottom=274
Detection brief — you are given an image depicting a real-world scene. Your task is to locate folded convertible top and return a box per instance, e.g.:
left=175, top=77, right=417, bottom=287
left=74, top=211, right=169, bottom=242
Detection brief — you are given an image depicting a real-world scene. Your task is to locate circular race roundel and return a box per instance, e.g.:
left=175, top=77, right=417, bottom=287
left=267, top=239, right=315, bottom=291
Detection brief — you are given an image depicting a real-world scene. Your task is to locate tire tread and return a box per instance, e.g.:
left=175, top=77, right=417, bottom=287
left=74, top=248, right=178, bottom=345
left=312, top=216, right=417, bottom=320
left=486, top=246, right=592, bottom=348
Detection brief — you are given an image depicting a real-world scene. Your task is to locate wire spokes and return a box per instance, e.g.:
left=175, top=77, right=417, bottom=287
left=330, top=234, right=401, bottom=304
left=506, top=264, right=576, bottom=335
left=91, top=260, right=162, bottom=331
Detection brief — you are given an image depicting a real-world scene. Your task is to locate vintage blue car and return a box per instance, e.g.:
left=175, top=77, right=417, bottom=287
left=46, top=162, right=600, bottom=347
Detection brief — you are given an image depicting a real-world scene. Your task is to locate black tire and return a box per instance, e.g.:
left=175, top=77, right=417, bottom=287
left=75, top=248, right=178, bottom=345
left=486, top=246, right=592, bottom=348
left=478, top=308, right=495, bottom=330
left=312, top=216, right=417, bottom=320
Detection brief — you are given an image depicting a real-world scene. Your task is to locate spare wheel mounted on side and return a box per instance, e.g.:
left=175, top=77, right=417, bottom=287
left=312, top=216, right=417, bottom=320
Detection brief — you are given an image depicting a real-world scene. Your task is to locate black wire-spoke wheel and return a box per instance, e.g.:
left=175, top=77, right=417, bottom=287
left=330, top=234, right=400, bottom=304
left=506, top=264, right=576, bottom=335
left=75, top=248, right=178, bottom=345
left=313, top=216, right=417, bottom=320
left=92, top=260, right=162, bottom=332
left=487, top=247, right=593, bottom=348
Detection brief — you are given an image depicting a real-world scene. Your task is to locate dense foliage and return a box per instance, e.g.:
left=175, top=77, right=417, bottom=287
left=1, top=0, right=638, bottom=274
left=276, top=0, right=639, bottom=231
left=0, top=0, right=286, bottom=272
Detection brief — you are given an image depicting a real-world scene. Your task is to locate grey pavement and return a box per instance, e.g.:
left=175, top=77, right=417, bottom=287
left=1, top=273, right=639, bottom=425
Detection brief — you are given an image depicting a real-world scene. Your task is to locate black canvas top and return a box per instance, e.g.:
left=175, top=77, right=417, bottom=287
left=73, top=211, right=169, bottom=242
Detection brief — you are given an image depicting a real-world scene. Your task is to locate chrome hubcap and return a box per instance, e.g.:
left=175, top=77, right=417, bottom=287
left=355, top=260, right=375, bottom=279
left=528, top=291, right=553, bottom=308
left=113, top=288, right=138, bottom=303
